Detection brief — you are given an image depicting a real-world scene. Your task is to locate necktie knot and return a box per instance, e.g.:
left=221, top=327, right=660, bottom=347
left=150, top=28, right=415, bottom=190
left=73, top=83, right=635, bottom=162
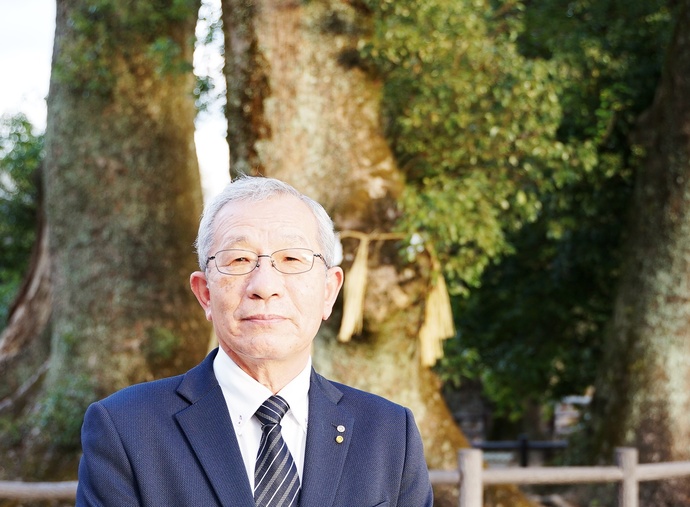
left=255, top=395, right=289, bottom=427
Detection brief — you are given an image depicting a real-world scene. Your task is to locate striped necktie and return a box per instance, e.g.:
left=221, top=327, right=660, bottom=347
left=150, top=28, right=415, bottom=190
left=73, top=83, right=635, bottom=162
left=254, top=395, right=301, bottom=507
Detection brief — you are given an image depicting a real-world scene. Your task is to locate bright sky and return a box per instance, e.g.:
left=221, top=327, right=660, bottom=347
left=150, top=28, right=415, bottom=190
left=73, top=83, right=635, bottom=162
left=0, top=0, right=230, bottom=200
left=0, top=0, right=55, bottom=131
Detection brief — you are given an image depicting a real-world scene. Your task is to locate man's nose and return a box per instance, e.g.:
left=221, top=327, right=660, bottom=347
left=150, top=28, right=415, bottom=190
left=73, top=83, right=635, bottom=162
left=246, top=256, right=283, bottom=298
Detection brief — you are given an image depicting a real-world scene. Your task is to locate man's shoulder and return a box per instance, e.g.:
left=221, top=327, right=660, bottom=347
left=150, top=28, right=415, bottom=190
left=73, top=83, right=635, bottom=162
left=97, top=373, right=186, bottom=411
left=97, top=350, right=218, bottom=411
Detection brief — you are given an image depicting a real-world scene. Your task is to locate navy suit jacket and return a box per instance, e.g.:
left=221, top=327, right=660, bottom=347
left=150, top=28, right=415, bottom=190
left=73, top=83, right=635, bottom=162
left=77, top=349, right=433, bottom=506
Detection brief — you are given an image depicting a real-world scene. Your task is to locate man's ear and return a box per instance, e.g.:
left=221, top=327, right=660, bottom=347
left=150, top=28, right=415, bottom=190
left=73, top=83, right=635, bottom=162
left=190, top=271, right=213, bottom=321
left=322, top=266, right=344, bottom=320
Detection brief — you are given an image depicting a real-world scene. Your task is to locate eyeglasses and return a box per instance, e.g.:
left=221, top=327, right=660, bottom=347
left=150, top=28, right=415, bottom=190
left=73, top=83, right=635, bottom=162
left=207, top=248, right=328, bottom=276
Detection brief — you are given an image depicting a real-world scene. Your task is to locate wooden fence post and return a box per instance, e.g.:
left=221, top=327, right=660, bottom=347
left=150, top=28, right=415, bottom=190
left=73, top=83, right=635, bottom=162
left=459, top=448, right=483, bottom=507
left=616, top=447, right=638, bottom=507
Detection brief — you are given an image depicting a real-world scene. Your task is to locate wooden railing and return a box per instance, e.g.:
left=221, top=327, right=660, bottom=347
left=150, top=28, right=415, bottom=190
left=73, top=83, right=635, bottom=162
left=0, top=480, right=77, bottom=500
left=3, top=447, right=690, bottom=506
left=429, top=447, right=690, bottom=507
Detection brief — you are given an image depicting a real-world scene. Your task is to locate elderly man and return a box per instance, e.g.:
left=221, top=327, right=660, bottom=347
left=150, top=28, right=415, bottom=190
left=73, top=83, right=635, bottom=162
left=77, top=176, right=433, bottom=506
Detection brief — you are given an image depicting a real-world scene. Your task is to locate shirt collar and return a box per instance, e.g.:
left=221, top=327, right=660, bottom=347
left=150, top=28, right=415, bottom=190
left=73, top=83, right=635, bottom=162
left=214, top=347, right=311, bottom=434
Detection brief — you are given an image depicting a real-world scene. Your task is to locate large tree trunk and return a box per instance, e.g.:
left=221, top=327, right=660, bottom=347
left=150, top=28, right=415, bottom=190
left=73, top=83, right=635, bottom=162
left=0, top=0, right=210, bottom=481
left=587, top=1, right=690, bottom=504
left=221, top=1, right=535, bottom=505
left=222, top=0, right=450, bottom=449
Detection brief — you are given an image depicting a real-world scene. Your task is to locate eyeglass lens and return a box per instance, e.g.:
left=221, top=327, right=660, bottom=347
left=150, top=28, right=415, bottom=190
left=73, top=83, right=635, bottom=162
left=212, top=248, right=317, bottom=275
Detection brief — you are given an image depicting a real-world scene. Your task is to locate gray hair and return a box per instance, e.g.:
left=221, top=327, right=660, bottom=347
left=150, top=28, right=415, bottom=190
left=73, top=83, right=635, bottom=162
left=195, top=176, right=337, bottom=271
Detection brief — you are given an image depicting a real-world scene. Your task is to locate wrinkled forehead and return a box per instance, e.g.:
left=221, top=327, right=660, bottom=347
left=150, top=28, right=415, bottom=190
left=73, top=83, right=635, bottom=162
left=212, top=195, right=320, bottom=249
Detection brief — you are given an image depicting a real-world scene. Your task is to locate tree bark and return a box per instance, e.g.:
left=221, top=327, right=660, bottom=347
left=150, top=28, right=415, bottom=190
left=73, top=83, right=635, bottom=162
left=0, top=0, right=210, bottom=480
left=222, top=1, right=536, bottom=505
left=588, top=1, right=690, bottom=504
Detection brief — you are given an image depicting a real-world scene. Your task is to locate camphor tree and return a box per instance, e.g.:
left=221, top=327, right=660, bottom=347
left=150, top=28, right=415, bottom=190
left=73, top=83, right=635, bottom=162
left=586, top=0, right=690, bottom=504
left=219, top=0, right=583, bottom=505
left=220, top=3, right=468, bottom=505
left=0, top=0, right=209, bottom=479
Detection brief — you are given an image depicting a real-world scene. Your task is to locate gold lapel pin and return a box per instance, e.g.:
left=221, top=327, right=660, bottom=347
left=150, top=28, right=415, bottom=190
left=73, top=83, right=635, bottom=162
left=334, top=424, right=346, bottom=443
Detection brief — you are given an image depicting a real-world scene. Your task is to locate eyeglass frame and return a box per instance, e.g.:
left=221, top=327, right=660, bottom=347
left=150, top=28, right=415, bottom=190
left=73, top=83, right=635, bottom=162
left=206, top=247, right=329, bottom=276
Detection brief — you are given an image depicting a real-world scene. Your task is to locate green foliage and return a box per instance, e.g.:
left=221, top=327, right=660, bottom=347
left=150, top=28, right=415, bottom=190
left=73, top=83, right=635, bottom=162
left=361, top=0, right=596, bottom=294
left=54, top=0, right=199, bottom=95
left=147, top=36, right=192, bottom=75
left=439, top=0, right=669, bottom=418
left=0, top=114, right=42, bottom=327
left=362, top=0, right=673, bottom=418
left=459, top=0, right=670, bottom=418
left=516, top=0, right=672, bottom=148
left=440, top=161, right=633, bottom=418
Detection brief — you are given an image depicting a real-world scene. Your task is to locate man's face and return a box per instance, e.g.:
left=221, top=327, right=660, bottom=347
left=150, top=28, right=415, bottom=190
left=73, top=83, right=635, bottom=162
left=190, top=194, right=343, bottom=375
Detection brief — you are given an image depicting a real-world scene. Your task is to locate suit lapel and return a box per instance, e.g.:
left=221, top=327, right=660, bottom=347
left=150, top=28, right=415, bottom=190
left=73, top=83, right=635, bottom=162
left=175, top=350, right=254, bottom=506
left=299, top=371, right=354, bottom=507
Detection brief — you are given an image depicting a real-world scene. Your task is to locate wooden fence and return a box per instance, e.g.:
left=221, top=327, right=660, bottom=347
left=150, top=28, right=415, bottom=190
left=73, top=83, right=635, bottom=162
left=3, top=447, right=690, bottom=505
left=0, top=480, right=77, bottom=501
left=429, top=447, right=690, bottom=507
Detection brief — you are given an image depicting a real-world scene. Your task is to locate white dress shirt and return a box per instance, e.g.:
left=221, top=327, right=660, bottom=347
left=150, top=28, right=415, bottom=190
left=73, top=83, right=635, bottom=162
left=213, top=347, right=310, bottom=490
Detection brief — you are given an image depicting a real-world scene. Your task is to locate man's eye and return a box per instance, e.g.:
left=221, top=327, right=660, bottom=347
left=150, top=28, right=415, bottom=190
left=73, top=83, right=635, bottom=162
left=279, top=252, right=309, bottom=264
